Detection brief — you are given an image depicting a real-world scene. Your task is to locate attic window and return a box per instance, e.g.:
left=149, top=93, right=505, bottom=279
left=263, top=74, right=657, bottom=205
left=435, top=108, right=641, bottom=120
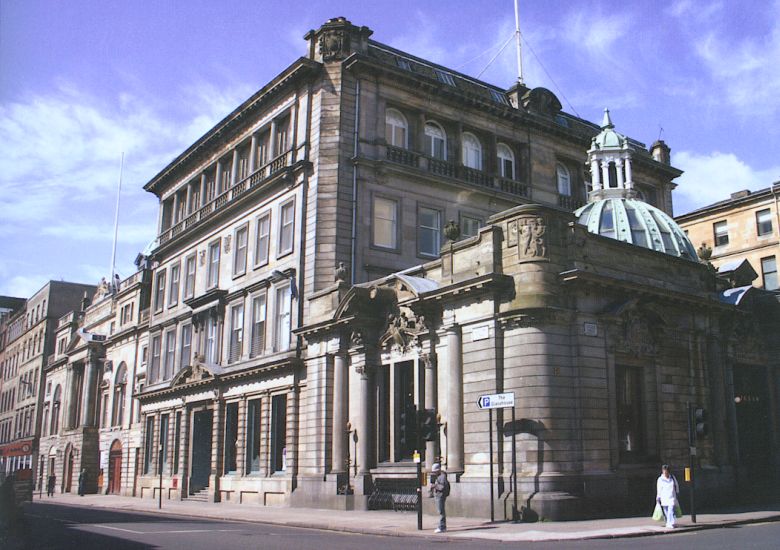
left=435, top=70, right=456, bottom=86
left=490, top=89, right=509, bottom=105
left=396, top=58, right=412, bottom=71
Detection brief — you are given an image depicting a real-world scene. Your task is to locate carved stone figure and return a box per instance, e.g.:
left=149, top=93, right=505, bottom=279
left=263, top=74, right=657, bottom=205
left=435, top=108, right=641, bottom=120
left=320, top=29, right=349, bottom=61
left=517, top=217, right=548, bottom=260
left=335, top=262, right=349, bottom=283
left=444, top=220, right=460, bottom=242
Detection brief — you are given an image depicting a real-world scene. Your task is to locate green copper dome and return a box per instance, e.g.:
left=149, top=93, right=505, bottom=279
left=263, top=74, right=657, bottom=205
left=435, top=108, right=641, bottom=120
left=575, top=198, right=698, bottom=261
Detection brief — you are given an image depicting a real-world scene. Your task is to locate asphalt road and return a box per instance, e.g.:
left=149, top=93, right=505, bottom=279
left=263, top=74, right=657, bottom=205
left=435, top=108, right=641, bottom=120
left=3, top=502, right=779, bottom=550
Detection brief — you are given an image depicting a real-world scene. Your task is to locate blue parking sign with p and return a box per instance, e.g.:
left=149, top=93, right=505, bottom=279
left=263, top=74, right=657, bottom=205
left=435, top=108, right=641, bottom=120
left=482, top=396, right=490, bottom=408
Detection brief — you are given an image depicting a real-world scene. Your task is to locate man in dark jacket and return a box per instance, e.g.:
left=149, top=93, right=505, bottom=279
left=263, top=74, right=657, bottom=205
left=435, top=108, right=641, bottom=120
left=428, top=463, right=449, bottom=533
left=77, top=469, right=86, bottom=496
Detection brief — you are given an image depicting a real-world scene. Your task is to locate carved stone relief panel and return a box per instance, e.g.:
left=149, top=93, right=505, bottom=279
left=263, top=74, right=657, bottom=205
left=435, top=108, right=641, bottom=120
left=516, top=216, right=549, bottom=262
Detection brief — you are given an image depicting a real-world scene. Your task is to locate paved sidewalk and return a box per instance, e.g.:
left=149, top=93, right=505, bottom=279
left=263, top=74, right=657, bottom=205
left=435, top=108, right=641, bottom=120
left=28, top=493, right=780, bottom=542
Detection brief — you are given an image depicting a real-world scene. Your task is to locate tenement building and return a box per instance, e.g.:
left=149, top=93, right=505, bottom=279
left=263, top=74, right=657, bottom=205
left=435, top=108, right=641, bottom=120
left=676, top=183, right=780, bottom=292
left=39, top=271, right=149, bottom=496
left=0, top=282, right=95, bottom=490
left=133, top=17, right=779, bottom=519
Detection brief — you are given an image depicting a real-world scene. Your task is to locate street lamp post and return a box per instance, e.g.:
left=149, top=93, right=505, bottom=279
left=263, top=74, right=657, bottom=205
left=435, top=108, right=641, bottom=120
left=158, top=442, right=163, bottom=509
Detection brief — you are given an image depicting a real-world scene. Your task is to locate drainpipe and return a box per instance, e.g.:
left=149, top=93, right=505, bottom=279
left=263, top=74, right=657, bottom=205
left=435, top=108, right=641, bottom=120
left=350, top=78, right=361, bottom=285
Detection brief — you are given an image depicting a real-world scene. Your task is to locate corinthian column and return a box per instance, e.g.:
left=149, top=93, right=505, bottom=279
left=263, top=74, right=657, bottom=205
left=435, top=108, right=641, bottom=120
left=81, top=354, right=99, bottom=427
left=331, top=353, right=348, bottom=474
left=446, top=325, right=464, bottom=474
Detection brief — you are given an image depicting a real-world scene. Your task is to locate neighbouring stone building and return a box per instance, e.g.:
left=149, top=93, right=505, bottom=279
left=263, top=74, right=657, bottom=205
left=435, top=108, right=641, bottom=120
left=128, top=17, right=778, bottom=520
left=0, top=282, right=95, bottom=492
left=39, top=270, right=149, bottom=496
left=676, top=183, right=780, bottom=292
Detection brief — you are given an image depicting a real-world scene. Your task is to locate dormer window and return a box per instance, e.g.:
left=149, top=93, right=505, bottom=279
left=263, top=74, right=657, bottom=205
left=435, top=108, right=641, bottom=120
left=435, top=70, right=456, bottom=86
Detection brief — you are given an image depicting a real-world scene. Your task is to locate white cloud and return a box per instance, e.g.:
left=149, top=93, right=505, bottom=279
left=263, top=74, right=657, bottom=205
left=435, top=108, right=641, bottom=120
left=672, top=151, right=780, bottom=215
left=687, top=2, right=780, bottom=117
left=0, top=78, right=255, bottom=297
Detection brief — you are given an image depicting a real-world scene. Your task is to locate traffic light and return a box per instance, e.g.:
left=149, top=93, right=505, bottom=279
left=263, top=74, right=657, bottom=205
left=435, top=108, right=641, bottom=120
left=694, top=407, right=708, bottom=439
left=421, top=409, right=437, bottom=441
left=399, top=406, right=417, bottom=447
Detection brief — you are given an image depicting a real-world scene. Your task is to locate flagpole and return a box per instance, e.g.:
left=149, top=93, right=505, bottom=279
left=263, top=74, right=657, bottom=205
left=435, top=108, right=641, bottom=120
left=110, top=152, right=124, bottom=291
left=514, top=0, right=524, bottom=85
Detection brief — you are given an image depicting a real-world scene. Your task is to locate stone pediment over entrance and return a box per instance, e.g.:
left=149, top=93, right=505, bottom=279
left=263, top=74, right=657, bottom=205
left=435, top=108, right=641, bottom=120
left=170, top=359, right=224, bottom=388
left=333, top=273, right=439, bottom=320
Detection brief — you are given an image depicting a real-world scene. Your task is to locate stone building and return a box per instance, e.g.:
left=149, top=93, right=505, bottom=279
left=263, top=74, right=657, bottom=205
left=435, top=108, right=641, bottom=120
left=0, top=296, right=26, bottom=474
left=39, top=271, right=149, bottom=495
left=132, top=17, right=778, bottom=519
left=676, top=183, right=780, bottom=292
left=0, top=282, right=95, bottom=489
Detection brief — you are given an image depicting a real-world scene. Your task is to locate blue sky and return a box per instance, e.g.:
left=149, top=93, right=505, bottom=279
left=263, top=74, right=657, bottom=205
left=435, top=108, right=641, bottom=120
left=2, top=0, right=779, bottom=297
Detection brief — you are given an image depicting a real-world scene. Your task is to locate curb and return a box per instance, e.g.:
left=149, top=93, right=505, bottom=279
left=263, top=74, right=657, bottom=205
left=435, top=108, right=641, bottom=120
left=26, top=498, right=780, bottom=542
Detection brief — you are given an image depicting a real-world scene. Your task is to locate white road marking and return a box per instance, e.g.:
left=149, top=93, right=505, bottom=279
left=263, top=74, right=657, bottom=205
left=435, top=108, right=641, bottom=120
left=90, top=524, right=146, bottom=534
left=89, top=525, right=239, bottom=535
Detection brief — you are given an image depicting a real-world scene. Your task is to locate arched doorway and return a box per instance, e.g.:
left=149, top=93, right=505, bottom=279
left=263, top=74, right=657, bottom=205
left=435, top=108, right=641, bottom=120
left=108, top=440, right=122, bottom=494
left=64, top=445, right=74, bottom=493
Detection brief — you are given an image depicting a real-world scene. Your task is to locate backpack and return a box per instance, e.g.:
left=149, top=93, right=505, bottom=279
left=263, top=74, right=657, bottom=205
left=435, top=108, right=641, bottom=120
left=441, top=475, right=451, bottom=497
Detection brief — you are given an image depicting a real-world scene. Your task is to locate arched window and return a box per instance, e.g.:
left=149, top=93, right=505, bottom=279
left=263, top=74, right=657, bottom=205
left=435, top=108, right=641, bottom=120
left=462, top=132, right=482, bottom=170
left=112, top=363, right=127, bottom=427
left=497, top=143, right=515, bottom=179
left=385, top=108, right=408, bottom=148
left=51, top=385, right=62, bottom=434
left=556, top=163, right=571, bottom=196
left=424, top=122, right=446, bottom=160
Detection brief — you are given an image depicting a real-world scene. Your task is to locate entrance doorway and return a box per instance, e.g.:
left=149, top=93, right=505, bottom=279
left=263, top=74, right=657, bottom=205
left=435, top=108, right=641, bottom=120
left=190, top=409, right=213, bottom=494
left=734, top=366, right=771, bottom=472
left=64, top=447, right=74, bottom=493
left=394, top=361, right=418, bottom=461
left=108, top=440, right=122, bottom=494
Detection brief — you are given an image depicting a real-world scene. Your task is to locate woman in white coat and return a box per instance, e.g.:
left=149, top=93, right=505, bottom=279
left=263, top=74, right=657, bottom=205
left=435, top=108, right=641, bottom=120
left=656, top=464, right=679, bottom=528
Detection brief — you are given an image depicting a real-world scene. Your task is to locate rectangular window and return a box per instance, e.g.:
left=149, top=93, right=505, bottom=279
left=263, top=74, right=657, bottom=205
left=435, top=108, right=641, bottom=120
left=207, top=240, right=221, bottom=288
left=256, top=131, right=270, bottom=167
left=229, top=304, right=244, bottom=364
left=224, top=402, right=238, bottom=474
left=761, top=256, right=778, bottom=290
left=250, top=294, right=266, bottom=358
left=154, top=270, right=166, bottom=312
left=278, top=200, right=295, bottom=256
left=275, top=116, right=290, bottom=156
left=150, top=335, right=162, bottom=383
left=254, top=212, right=271, bottom=267
left=168, top=263, right=180, bottom=307
left=184, top=254, right=196, bottom=299
left=237, top=145, right=250, bottom=181
left=245, top=398, right=262, bottom=473
left=233, top=225, right=248, bottom=276
left=219, top=157, right=232, bottom=193
left=143, top=416, right=155, bottom=474
left=756, top=209, right=773, bottom=236
left=418, top=206, right=441, bottom=257
left=121, top=302, right=134, bottom=325
left=274, top=286, right=291, bottom=352
left=461, top=215, right=481, bottom=238
left=616, top=365, right=645, bottom=461
left=163, top=330, right=176, bottom=381
left=373, top=197, right=398, bottom=249
left=173, top=411, right=181, bottom=475
left=205, top=316, right=218, bottom=364
left=271, top=394, right=287, bottom=472
left=160, top=414, right=170, bottom=473
left=179, top=324, right=192, bottom=369
left=713, top=220, right=729, bottom=247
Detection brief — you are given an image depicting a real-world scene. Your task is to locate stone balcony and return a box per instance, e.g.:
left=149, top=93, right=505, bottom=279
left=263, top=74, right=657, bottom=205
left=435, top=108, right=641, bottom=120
left=158, top=150, right=295, bottom=247
left=384, top=145, right=529, bottom=199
